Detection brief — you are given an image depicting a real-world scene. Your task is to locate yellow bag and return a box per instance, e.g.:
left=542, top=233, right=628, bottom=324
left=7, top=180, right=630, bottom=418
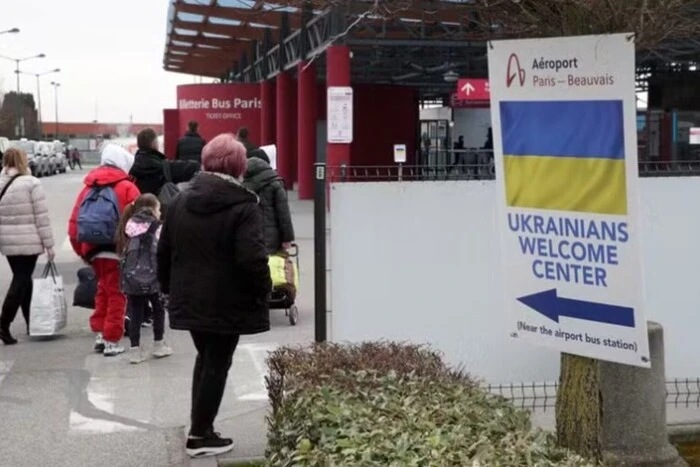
left=268, top=254, right=299, bottom=292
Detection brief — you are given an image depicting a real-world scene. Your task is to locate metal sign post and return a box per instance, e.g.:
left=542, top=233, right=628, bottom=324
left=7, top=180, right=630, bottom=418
left=394, top=144, right=406, bottom=181
left=313, top=162, right=327, bottom=342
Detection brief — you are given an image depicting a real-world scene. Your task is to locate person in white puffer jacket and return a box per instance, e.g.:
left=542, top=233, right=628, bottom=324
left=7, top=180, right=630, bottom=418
left=0, top=147, right=55, bottom=345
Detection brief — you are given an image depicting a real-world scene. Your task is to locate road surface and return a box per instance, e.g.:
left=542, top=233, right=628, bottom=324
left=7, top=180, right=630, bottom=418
left=0, top=169, right=315, bottom=466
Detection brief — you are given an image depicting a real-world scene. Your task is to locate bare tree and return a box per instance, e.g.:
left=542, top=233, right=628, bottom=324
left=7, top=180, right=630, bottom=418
left=471, top=0, right=700, bottom=50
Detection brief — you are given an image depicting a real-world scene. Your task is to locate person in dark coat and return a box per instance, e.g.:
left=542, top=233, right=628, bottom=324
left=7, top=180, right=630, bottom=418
left=236, top=127, right=258, bottom=155
left=176, top=121, right=206, bottom=163
left=130, top=128, right=200, bottom=196
left=157, top=133, right=271, bottom=459
left=242, top=157, right=294, bottom=254
left=247, top=147, right=270, bottom=164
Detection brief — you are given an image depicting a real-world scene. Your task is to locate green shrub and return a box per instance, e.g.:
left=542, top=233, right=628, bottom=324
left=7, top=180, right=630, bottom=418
left=265, top=342, right=593, bottom=466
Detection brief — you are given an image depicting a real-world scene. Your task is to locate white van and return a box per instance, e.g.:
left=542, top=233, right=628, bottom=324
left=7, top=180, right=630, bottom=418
left=0, top=137, right=10, bottom=155
left=51, top=140, right=68, bottom=173
left=36, top=141, right=55, bottom=176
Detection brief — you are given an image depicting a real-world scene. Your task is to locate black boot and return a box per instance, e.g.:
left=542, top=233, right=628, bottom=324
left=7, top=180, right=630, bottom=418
left=0, top=327, right=17, bottom=345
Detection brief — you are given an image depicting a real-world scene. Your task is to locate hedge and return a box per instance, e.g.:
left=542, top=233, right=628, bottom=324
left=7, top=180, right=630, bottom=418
left=265, top=342, right=594, bottom=466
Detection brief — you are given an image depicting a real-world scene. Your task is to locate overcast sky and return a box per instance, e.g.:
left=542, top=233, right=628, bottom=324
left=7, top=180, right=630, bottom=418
left=0, top=0, right=199, bottom=124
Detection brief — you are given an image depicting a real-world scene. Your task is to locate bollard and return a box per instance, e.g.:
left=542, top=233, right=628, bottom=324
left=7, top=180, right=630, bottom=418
left=600, top=321, right=687, bottom=466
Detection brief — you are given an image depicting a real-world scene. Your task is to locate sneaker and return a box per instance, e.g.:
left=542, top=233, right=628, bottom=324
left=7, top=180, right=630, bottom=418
left=141, top=318, right=153, bottom=328
left=186, top=432, right=234, bottom=458
left=93, top=333, right=105, bottom=353
left=103, top=341, right=125, bottom=357
left=129, top=346, right=146, bottom=364
left=153, top=341, right=173, bottom=359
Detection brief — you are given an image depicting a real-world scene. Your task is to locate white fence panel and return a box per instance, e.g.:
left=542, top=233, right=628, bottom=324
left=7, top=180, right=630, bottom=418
left=330, top=177, right=700, bottom=384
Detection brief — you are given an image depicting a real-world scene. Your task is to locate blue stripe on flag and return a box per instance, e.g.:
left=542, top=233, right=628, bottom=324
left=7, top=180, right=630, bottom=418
left=500, top=100, right=625, bottom=159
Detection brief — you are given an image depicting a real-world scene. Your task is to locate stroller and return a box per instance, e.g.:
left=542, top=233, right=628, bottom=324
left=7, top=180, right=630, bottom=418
left=269, top=244, right=300, bottom=326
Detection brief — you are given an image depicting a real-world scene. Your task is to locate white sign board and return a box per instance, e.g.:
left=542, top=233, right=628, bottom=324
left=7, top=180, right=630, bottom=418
left=260, top=144, right=277, bottom=170
left=690, top=128, right=700, bottom=145
left=327, top=87, right=353, bottom=143
left=488, top=33, right=650, bottom=367
left=393, top=144, right=407, bottom=163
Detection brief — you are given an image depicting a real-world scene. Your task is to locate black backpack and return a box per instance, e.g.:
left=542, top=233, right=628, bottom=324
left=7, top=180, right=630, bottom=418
left=119, top=222, right=159, bottom=296
left=158, top=163, right=180, bottom=217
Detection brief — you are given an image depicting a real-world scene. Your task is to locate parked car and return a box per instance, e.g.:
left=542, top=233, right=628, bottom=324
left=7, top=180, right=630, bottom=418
left=51, top=140, right=68, bottom=173
left=10, top=139, right=42, bottom=176
left=36, top=141, right=55, bottom=176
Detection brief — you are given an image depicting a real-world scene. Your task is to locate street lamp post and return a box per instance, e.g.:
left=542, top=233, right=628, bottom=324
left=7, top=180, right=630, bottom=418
left=0, top=52, right=46, bottom=138
left=51, top=81, right=60, bottom=139
left=21, top=68, right=61, bottom=137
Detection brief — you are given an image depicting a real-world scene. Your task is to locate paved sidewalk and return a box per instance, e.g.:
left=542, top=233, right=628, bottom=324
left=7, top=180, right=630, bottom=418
left=0, top=174, right=314, bottom=466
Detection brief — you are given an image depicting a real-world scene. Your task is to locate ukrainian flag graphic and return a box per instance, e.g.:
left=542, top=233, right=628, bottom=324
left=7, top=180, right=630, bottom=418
left=500, top=100, right=627, bottom=215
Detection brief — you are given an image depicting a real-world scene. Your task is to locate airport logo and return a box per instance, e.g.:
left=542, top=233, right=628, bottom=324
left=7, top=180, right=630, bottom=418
left=506, top=53, right=526, bottom=88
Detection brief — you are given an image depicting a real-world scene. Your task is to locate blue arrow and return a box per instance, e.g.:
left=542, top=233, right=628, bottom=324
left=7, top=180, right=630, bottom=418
left=517, top=289, right=635, bottom=328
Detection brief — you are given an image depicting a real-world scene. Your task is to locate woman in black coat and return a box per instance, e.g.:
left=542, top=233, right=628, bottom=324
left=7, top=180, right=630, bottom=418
left=242, top=157, right=295, bottom=254
left=157, top=133, right=271, bottom=459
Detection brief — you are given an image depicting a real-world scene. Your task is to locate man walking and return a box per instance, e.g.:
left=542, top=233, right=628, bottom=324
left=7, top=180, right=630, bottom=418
left=176, top=121, right=206, bottom=163
left=236, top=127, right=258, bottom=155
left=70, top=146, right=83, bottom=170
left=236, top=127, right=270, bottom=163
left=132, top=128, right=200, bottom=196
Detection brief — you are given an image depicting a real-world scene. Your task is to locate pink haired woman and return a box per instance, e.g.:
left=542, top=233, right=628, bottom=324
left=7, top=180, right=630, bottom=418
left=156, top=133, right=271, bottom=458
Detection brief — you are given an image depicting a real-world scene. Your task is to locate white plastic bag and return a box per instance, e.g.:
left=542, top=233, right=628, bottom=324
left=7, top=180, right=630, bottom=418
left=29, top=262, right=67, bottom=336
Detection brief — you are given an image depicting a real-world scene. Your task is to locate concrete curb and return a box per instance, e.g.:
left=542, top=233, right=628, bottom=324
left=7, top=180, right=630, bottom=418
left=217, top=457, right=265, bottom=466
left=669, top=421, right=700, bottom=444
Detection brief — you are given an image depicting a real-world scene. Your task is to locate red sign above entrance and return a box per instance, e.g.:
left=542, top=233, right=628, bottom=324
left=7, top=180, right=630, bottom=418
left=176, top=83, right=261, bottom=144
left=456, top=79, right=490, bottom=101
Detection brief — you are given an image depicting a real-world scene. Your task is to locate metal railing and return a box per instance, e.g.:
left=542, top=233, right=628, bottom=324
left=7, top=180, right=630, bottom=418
left=480, top=378, right=700, bottom=412
left=324, top=160, right=700, bottom=183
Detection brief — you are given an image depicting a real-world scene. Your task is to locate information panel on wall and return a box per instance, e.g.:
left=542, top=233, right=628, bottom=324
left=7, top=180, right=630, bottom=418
left=488, top=33, right=650, bottom=367
left=327, top=86, right=353, bottom=143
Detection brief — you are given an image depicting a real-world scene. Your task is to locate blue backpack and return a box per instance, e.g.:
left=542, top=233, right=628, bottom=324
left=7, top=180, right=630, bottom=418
left=77, top=184, right=120, bottom=245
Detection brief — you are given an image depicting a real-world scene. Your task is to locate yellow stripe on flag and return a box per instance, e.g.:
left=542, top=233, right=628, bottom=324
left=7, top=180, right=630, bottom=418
left=503, top=155, right=627, bottom=215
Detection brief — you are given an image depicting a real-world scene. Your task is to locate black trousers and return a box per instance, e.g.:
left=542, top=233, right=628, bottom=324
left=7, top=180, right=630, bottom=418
left=127, top=294, right=165, bottom=347
left=189, top=331, right=240, bottom=437
left=0, top=255, right=38, bottom=331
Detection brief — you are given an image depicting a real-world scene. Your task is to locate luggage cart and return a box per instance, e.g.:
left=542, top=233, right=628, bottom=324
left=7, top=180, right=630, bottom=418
left=269, top=243, right=300, bottom=326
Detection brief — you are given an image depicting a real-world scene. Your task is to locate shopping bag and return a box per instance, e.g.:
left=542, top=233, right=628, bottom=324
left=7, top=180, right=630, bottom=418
left=73, top=266, right=96, bottom=309
left=29, top=262, right=68, bottom=336
left=268, top=253, right=299, bottom=299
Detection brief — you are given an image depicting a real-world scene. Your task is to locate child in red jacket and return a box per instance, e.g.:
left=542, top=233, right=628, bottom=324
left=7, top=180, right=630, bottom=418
left=68, top=144, right=140, bottom=356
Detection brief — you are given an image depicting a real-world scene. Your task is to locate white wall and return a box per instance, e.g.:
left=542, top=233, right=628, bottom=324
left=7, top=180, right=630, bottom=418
left=330, top=178, right=700, bottom=384
left=453, top=108, right=491, bottom=148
